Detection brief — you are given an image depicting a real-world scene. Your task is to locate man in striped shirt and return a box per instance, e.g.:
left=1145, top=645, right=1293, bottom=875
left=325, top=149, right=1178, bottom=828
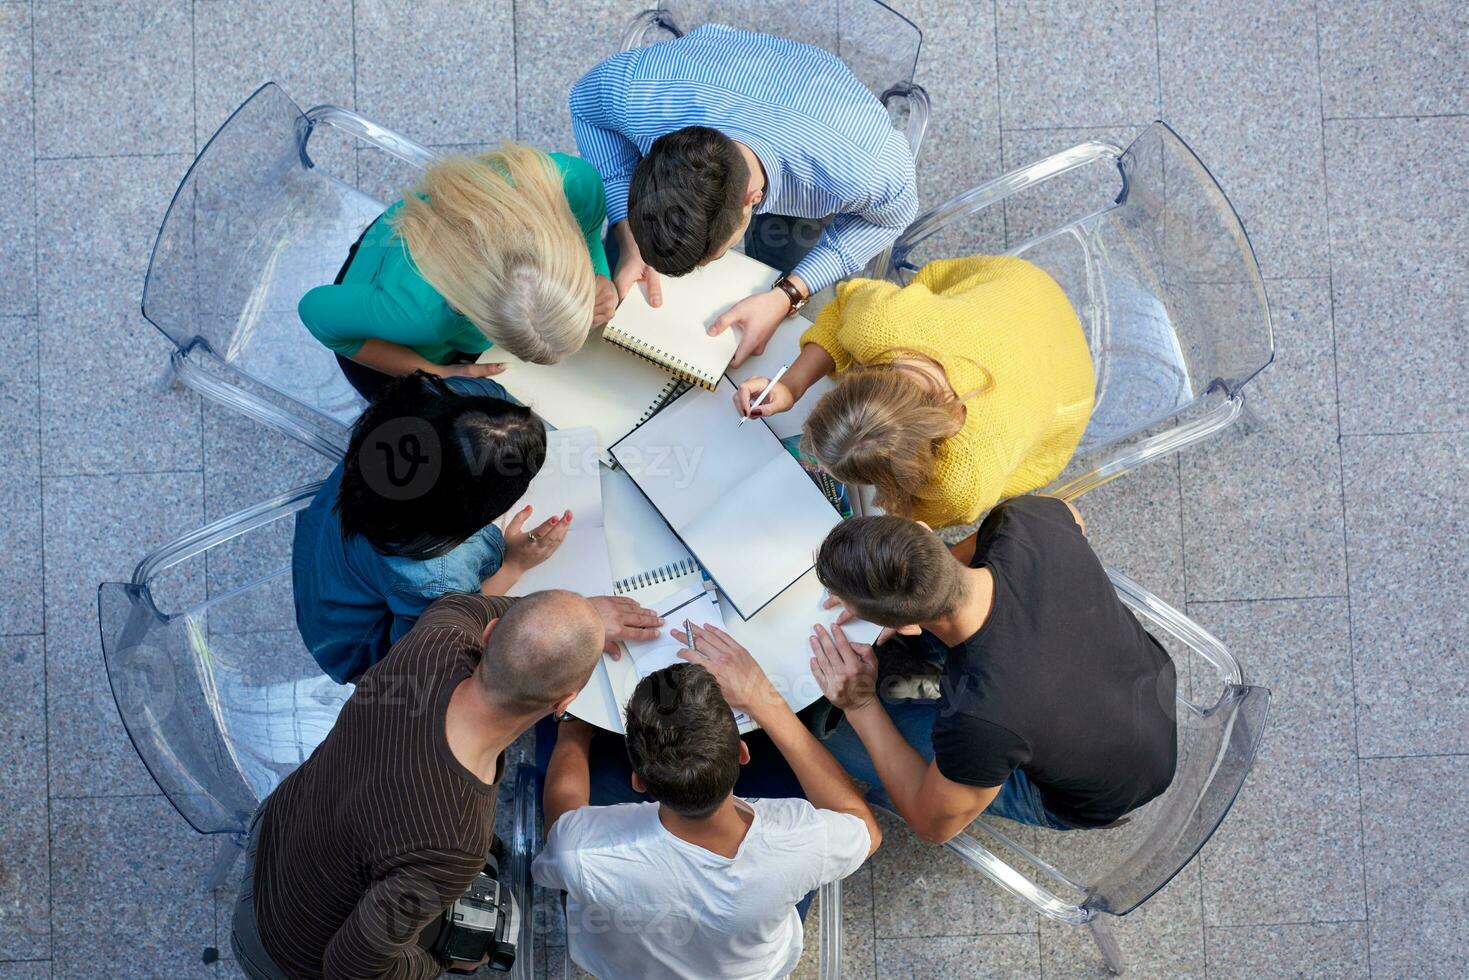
left=230, top=589, right=659, bottom=979
left=570, top=24, right=919, bottom=366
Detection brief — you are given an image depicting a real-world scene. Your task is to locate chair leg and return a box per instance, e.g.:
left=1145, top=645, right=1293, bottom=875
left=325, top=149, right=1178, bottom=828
left=1088, top=917, right=1126, bottom=975
left=206, top=833, right=246, bottom=893
left=817, top=878, right=842, bottom=980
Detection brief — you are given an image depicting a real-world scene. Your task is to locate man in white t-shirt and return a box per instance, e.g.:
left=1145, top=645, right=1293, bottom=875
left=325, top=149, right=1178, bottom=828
left=534, top=623, right=882, bottom=979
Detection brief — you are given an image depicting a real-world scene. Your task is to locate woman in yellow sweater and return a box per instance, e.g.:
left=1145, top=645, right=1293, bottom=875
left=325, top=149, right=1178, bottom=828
left=733, top=256, right=1095, bottom=529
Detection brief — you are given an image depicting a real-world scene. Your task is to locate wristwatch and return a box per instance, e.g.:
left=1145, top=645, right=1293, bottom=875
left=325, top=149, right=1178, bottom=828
left=773, top=274, right=809, bottom=316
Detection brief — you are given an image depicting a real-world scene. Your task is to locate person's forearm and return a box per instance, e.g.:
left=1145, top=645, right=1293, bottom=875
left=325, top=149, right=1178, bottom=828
left=844, top=699, right=931, bottom=825
left=784, top=343, right=838, bottom=401
left=542, top=733, right=594, bottom=829
left=755, top=704, right=881, bottom=854
left=480, top=559, right=524, bottom=597
left=350, top=338, right=443, bottom=378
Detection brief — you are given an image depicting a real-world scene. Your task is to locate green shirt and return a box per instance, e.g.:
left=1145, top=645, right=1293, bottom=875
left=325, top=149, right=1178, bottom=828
left=299, top=152, right=610, bottom=363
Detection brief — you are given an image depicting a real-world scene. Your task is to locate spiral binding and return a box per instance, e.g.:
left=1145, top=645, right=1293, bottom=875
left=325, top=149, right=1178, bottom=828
left=637, top=376, right=686, bottom=424
left=614, top=558, right=701, bottom=595
left=603, top=325, right=720, bottom=391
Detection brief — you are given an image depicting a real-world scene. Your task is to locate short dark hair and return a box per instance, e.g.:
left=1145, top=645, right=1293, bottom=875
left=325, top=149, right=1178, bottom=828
left=627, top=126, right=750, bottom=277
left=337, top=371, right=546, bottom=559
left=816, top=517, right=965, bottom=628
left=625, top=663, right=740, bottom=819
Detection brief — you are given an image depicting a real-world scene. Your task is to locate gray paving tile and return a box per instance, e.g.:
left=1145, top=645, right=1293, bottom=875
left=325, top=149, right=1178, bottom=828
left=876, top=932, right=1039, bottom=978
left=43, top=471, right=205, bottom=797
left=0, top=634, right=48, bottom=960
left=35, top=155, right=202, bottom=475
left=0, top=317, right=42, bottom=634
left=1341, top=433, right=1468, bottom=757
left=514, top=0, right=643, bottom=153
left=0, top=4, right=35, bottom=317
left=884, top=0, right=1005, bottom=264
left=1359, top=755, right=1468, bottom=980
left=1039, top=866, right=1202, bottom=979
left=1204, top=921, right=1369, bottom=979
left=32, top=0, right=192, bottom=158
left=868, top=810, right=1037, bottom=938
left=1333, top=273, right=1468, bottom=435
left=1318, top=0, right=1469, bottom=119
left=995, top=0, right=1158, bottom=130
left=1158, top=1, right=1327, bottom=280
left=0, top=965, right=49, bottom=980
left=193, top=0, right=356, bottom=151
left=998, top=126, right=1142, bottom=249
left=1189, top=598, right=1355, bottom=762
left=48, top=795, right=216, bottom=979
left=1324, top=116, right=1469, bottom=282
left=1180, top=278, right=1346, bottom=601
left=1072, top=458, right=1186, bottom=609
left=1197, top=754, right=1365, bottom=927
left=354, top=0, right=516, bottom=146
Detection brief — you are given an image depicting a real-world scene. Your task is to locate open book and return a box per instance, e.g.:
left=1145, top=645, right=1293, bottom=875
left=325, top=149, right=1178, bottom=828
left=477, top=326, right=684, bottom=460
left=610, top=378, right=841, bottom=619
left=498, top=427, right=612, bottom=598
left=603, top=250, right=780, bottom=390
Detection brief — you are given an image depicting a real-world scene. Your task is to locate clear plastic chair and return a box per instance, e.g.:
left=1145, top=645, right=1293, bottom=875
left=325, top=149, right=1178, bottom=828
left=142, top=82, right=439, bottom=462
left=886, top=122, right=1275, bottom=500
left=621, top=1, right=931, bottom=274
left=98, top=484, right=542, bottom=980
left=873, top=567, right=1270, bottom=974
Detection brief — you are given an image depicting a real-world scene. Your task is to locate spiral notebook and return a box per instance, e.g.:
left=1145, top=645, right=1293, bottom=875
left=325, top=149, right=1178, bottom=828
left=477, top=325, right=685, bottom=460
left=498, top=426, right=612, bottom=599
left=602, top=250, right=781, bottom=390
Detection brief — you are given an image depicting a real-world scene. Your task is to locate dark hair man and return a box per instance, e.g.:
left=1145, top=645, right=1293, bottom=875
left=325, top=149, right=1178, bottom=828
left=811, top=497, right=1178, bottom=844
left=231, top=589, right=657, bottom=979
left=534, top=629, right=882, bottom=979
left=569, top=24, right=918, bottom=367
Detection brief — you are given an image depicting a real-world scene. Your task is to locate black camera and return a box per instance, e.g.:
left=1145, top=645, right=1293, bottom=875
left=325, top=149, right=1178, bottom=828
left=429, top=845, right=520, bottom=973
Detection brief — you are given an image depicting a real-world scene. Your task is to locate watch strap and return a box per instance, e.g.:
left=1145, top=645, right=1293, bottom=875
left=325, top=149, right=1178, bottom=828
left=773, top=275, right=807, bottom=315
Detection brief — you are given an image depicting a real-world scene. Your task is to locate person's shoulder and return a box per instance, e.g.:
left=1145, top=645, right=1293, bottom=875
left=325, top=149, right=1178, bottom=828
left=548, top=802, right=660, bottom=853
left=548, top=151, right=598, bottom=183
left=980, top=496, right=1080, bottom=544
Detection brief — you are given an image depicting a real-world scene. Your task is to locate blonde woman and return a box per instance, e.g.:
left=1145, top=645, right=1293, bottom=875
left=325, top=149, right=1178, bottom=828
left=300, top=144, right=616, bottom=400
left=733, top=256, right=1096, bottom=529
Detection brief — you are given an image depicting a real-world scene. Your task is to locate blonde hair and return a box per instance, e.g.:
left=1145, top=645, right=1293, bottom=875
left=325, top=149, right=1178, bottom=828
left=802, top=358, right=977, bottom=519
left=392, top=144, right=594, bottom=364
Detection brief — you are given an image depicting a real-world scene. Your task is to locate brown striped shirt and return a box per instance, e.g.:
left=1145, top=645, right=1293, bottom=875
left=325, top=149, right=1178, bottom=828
left=253, top=592, right=515, bottom=979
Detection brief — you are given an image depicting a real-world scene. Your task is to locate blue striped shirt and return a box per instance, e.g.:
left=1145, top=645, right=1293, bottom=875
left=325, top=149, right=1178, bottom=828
left=568, top=24, right=918, bottom=292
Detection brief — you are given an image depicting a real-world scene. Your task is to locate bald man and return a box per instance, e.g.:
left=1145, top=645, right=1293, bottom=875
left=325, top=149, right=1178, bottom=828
left=231, top=590, right=652, bottom=980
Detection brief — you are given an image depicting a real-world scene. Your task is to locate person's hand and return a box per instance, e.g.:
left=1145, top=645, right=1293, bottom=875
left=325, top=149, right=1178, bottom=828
left=587, top=595, right=663, bottom=659
left=809, top=624, right=878, bottom=712
left=502, top=506, right=572, bottom=573
left=675, top=622, right=782, bottom=719
left=732, top=376, right=795, bottom=419
left=434, top=361, right=505, bottom=379
left=820, top=593, right=921, bottom=647
left=612, top=228, right=662, bottom=308
left=593, top=274, right=618, bottom=325
left=710, top=290, right=792, bottom=368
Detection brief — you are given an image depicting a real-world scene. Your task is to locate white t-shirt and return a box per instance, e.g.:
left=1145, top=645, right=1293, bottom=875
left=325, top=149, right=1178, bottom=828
left=532, top=797, right=871, bottom=980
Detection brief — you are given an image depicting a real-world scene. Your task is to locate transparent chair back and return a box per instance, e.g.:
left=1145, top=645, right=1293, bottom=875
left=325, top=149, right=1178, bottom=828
left=911, top=568, right=1270, bottom=972
left=888, top=122, right=1276, bottom=499
left=142, top=82, right=437, bottom=461
left=98, top=483, right=344, bottom=836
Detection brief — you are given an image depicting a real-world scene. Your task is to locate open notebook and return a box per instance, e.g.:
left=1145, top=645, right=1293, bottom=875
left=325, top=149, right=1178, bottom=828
left=602, top=250, right=781, bottom=390
left=610, top=377, right=842, bottom=619
left=498, top=427, right=612, bottom=598
left=574, top=465, right=880, bottom=733
left=477, top=326, right=684, bottom=460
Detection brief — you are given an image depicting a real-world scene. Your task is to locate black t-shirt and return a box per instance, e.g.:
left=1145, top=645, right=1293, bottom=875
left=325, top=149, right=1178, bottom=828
left=930, top=496, right=1177, bottom=828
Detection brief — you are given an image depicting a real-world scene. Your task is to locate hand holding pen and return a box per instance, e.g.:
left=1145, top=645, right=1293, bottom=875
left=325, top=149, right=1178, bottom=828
left=733, top=364, right=793, bottom=425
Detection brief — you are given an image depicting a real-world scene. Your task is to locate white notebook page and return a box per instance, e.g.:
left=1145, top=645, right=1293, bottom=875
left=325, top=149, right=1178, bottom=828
left=611, top=378, right=840, bottom=618
left=500, top=427, right=612, bottom=598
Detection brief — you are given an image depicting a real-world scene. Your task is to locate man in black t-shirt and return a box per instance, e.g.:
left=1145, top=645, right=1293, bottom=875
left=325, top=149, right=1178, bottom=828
left=809, top=496, right=1177, bottom=844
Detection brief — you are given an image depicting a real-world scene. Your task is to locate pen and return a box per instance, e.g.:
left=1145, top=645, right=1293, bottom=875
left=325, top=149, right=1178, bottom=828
left=738, top=363, right=790, bottom=427
left=683, top=617, right=700, bottom=656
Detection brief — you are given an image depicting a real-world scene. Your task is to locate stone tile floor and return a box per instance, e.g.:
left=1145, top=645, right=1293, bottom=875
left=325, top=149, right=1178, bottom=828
left=0, top=1, right=1465, bottom=977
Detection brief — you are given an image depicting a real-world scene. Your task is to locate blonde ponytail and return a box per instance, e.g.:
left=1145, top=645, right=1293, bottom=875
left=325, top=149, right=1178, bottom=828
left=392, top=144, right=595, bottom=364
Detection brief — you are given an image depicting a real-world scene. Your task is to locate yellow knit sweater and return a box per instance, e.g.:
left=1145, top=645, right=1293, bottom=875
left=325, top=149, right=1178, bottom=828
left=799, top=256, right=1095, bottom=528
